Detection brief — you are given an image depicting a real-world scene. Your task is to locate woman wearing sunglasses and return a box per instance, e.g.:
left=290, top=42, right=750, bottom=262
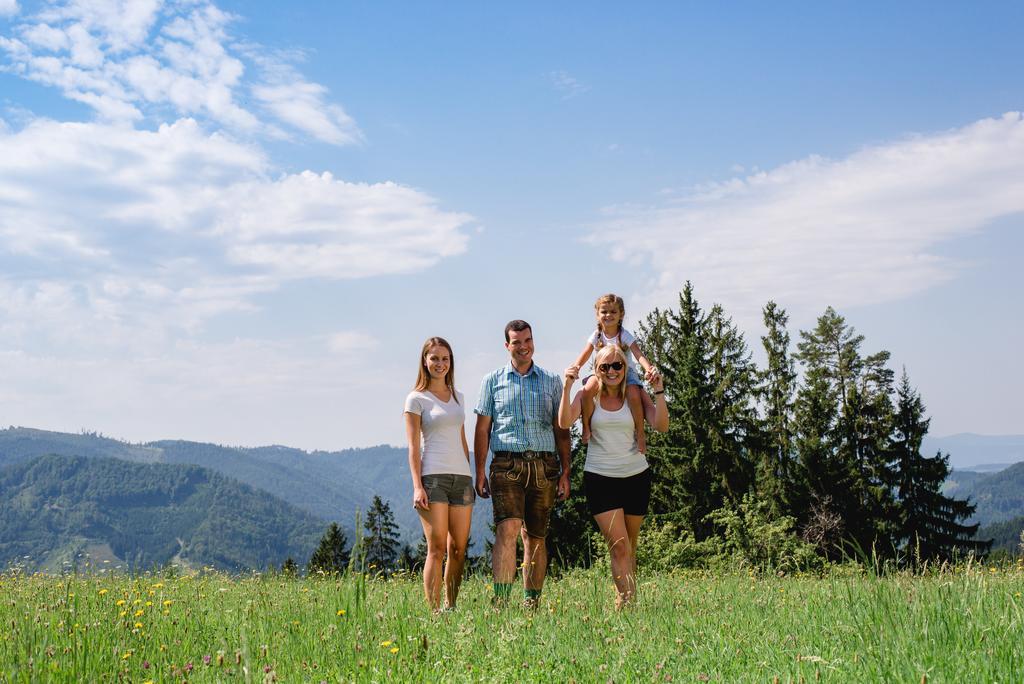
left=559, top=344, right=668, bottom=609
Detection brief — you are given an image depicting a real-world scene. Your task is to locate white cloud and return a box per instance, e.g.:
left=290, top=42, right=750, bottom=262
left=549, top=69, right=589, bottom=99
left=1, top=0, right=355, bottom=144
left=0, top=117, right=474, bottom=336
left=327, top=331, right=379, bottom=353
left=590, top=112, right=1024, bottom=325
left=0, top=0, right=19, bottom=17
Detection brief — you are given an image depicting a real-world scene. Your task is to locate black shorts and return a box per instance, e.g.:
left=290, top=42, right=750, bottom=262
left=584, top=468, right=652, bottom=517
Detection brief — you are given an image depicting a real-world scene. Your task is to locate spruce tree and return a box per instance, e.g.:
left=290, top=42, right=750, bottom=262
left=892, top=370, right=991, bottom=562
left=638, top=283, right=755, bottom=539
left=361, top=495, right=400, bottom=574
left=756, top=301, right=797, bottom=516
left=639, top=283, right=717, bottom=537
left=704, top=304, right=758, bottom=505
left=308, top=522, right=350, bottom=575
left=794, top=307, right=897, bottom=557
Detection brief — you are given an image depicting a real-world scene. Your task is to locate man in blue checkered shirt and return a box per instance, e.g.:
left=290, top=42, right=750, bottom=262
left=474, top=319, right=571, bottom=608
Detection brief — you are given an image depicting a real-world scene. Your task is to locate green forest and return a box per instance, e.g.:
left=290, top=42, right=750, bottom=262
left=0, top=454, right=323, bottom=571
left=548, top=284, right=996, bottom=571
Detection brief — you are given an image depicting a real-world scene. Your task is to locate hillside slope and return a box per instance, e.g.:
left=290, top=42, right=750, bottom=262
left=0, top=454, right=324, bottom=572
left=0, top=427, right=492, bottom=544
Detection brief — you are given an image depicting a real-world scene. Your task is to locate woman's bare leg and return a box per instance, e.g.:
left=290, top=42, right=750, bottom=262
left=444, top=504, right=473, bottom=607
left=417, top=503, right=450, bottom=610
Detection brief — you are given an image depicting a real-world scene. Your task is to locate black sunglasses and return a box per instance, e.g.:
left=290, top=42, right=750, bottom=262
left=598, top=361, right=625, bottom=373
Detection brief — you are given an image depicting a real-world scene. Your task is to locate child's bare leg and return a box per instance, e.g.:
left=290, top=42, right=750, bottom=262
left=626, top=385, right=646, bottom=453
left=581, top=376, right=599, bottom=443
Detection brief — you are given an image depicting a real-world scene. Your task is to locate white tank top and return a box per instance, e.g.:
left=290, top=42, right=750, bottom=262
left=584, top=396, right=648, bottom=478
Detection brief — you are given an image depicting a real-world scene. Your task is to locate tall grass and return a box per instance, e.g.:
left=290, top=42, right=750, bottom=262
left=1, top=561, right=1022, bottom=682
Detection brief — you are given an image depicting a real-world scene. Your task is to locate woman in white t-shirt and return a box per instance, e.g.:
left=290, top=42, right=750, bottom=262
left=558, top=344, right=668, bottom=609
left=404, top=337, right=474, bottom=612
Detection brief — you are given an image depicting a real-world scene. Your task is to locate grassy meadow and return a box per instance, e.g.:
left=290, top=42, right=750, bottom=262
left=1, top=562, right=1022, bottom=682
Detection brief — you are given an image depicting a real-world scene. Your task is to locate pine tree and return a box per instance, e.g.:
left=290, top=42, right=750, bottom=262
left=794, top=307, right=897, bottom=557
left=892, top=370, right=991, bottom=563
left=360, top=495, right=400, bottom=574
left=704, top=304, right=758, bottom=505
left=638, top=283, right=755, bottom=539
left=280, top=557, right=298, bottom=577
left=308, top=522, right=350, bottom=575
left=639, top=283, right=716, bottom=536
left=756, top=301, right=797, bottom=516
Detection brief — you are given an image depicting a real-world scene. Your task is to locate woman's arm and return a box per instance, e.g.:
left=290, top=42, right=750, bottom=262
left=647, top=375, right=669, bottom=433
left=558, top=366, right=584, bottom=429
left=405, top=412, right=429, bottom=509
left=461, top=424, right=470, bottom=462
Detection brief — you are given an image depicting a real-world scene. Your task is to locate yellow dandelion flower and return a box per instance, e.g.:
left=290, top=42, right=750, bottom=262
left=121, top=651, right=132, bottom=660
left=134, top=609, right=144, bottom=617
left=119, top=611, right=128, bottom=617
left=152, top=583, right=164, bottom=588
left=163, top=600, right=173, bottom=607
left=98, top=589, right=109, bottom=595
left=337, top=609, right=346, bottom=616
left=389, top=647, right=399, bottom=654
left=379, top=640, right=393, bottom=647
left=116, top=599, right=126, bottom=606
left=134, top=622, right=143, bottom=629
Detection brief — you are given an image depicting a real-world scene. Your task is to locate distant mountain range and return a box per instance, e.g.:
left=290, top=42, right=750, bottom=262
left=923, top=433, right=1024, bottom=470
left=0, top=427, right=492, bottom=551
left=4, top=425, right=1022, bottom=570
left=0, top=453, right=322, bottom=572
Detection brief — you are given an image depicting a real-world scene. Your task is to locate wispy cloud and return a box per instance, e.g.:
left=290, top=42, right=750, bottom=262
left=549, top=69, right=589, bottom=99
left=589, top=113, right=1024, bottom=326
left=0, top=117, right=473, bottom=338
left=0, top=0, right=19, bottom=17
left=0, top=0, right=360, bottom=143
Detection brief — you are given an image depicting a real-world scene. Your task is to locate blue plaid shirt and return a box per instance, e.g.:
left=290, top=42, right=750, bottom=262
left=474, top=362, right=562, bottom=454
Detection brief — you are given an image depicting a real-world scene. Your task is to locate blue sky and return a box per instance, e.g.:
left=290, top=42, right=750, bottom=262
left=0, top=0, right=1021, bottom=450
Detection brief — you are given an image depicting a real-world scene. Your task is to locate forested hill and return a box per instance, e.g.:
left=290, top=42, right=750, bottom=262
left=0, top=427, right=492, bottom=544
left=942, top=461, right=1024, bottom=526
left=0, top=453, right=323, bottom=572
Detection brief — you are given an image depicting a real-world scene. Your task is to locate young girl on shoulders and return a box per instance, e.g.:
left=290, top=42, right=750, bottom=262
left=570, top=294, right=660, bottom=453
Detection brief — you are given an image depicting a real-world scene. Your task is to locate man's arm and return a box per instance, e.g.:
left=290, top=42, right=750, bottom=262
left=474, top=414, right=492, bottom=498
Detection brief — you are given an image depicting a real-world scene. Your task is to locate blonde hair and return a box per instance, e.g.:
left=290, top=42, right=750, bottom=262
left=593, top=293, right=626, bottom=348
left=593, top=344, right=628, bottom=401
left=414, top=337, right=458, bottom=403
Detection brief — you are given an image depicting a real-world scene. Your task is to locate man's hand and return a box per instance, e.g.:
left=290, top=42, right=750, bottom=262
left=476, top=469, right=491, bottom=499
left=556, top=471, right=570, bottom=501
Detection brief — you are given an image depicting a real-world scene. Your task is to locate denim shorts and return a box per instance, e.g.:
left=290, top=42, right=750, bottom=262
left=489, top=451, right=559, bottom=538
left=421, top=474, right=476, bottom=506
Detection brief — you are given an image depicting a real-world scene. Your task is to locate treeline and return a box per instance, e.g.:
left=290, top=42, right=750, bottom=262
left=550, top=283, right=990, bottom=571
left=287, top=495, right=480, bottom=577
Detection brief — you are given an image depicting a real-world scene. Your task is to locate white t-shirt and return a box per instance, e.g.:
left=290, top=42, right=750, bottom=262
left=584, top=396, right=648, bottom=478
left=585, top=327, right=638, bottom=375
left=404, top=390, right=470, bottom=477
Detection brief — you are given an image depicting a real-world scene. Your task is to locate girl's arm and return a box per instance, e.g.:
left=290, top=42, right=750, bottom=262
left=629, top=340, right=659, bottom=380
left=405, top=412, right=429, bottom=509
left=572, top=342, right=595, bottom=370
left=558, top=366, right=584, bottom=429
